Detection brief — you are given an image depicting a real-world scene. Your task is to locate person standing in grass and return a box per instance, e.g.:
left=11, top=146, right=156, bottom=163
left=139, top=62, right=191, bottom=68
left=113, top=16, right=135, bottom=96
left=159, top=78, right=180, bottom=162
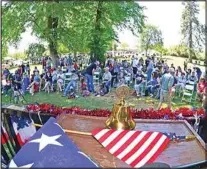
left=85, top=61, right=99, bottom=93
left=157, top=68, right=174, bottom=110
left=22, top=73, right=30, bottom=95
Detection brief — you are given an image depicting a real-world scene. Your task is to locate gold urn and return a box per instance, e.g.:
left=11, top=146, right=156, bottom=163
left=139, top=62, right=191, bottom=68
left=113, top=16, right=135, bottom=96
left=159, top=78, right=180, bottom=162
left=105, top=86, right=136, bottom=130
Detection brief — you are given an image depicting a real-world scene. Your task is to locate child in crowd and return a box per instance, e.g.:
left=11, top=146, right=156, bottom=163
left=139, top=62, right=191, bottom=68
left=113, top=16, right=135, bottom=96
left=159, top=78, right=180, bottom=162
left=42, top=72, right=52, bottom=93
left=95, top=83, right=108, bottom=97
left=27, top=71, right=40, bottom=96
left=80, top=77, right=90, bottom=97
left=197, top=77, right=207, bottom=102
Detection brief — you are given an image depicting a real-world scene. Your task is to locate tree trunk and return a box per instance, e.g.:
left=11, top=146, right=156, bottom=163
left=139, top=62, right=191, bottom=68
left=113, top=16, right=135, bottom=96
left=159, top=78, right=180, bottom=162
left=48, top=7, right=59, bottom=67
left=189, top=4, right=193, bottom=63
left=145, top=48, right=148, bottom=57
left=91, top=1, right=104, bottom=63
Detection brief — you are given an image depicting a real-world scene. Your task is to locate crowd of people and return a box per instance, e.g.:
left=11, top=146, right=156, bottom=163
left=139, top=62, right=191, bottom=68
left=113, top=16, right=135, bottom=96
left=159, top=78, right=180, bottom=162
left=2, top=54, right=206, bottom=110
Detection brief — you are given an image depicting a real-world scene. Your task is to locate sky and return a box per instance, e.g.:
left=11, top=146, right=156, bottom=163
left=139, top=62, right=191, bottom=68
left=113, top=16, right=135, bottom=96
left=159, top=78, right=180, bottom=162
left=7, top=1, right=205, bottom=54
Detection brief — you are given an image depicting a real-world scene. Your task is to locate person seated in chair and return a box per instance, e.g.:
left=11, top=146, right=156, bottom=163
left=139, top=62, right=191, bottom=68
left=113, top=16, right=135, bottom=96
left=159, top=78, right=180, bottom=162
left=146, top=71, right=159, bottom=97
left=102, top=67, right=112, bottom=93
left=27, top=71, right=40, bottom=96
left=80, top=77, right=90, bottom=97
left=95, top=83, right=108, bottom=97
left=197, top=77, right=207, bottom=102
left=134, top=70, right=145, bottom=97
left=42, top=72, right=52, bottom=93
left=57, top=70, right=64, bottom=92
left=62, top=73, right=78, bottom=97
left=175, top=72, right=186, bottom=92
left=198, top=87, right=207, bottom=143
left=186, top=71, right=198, bottom=91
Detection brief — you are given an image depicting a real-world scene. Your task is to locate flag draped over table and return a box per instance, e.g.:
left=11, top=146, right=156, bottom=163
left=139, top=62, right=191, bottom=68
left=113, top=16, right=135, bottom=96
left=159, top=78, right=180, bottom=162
left=10, top=114, right=36, bottom=147
left=92, top=129, right=170, bottom=168
left=9, top=117, right=99, bottom=168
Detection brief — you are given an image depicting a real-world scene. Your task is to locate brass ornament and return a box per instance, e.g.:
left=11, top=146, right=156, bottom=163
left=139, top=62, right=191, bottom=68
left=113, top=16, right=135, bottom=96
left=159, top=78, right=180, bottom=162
left=105, top=85, right=136, bottom=130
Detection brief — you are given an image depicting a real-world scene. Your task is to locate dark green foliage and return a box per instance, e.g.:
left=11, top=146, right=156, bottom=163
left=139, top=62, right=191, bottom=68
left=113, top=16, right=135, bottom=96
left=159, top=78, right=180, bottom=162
left=26, top=43, right=46, bottom=59
left=2, top=1, right=145, bottom=64
left=140, top=25, right=163, bottom=56
left=181, top=2, right=205, bottom=62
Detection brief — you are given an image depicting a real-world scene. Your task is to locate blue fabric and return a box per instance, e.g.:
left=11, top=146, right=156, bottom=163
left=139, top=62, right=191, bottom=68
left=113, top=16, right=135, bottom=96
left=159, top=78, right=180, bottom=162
left=9, top=117, right=99, bottom=168
left=147, top=68, right=153, bottom=82
left=3, top=69, right=10, bottom=77
left=22, top=77, right=30, bottom=94
left=3, top=85, right=11, bottom=95
left=64, top=80, right=76, bottom=96
left=34, top=76, right=40, bottom=83
left=160, top=74, right=174, bottom=91
left=86, top=74, right=94, bottom=93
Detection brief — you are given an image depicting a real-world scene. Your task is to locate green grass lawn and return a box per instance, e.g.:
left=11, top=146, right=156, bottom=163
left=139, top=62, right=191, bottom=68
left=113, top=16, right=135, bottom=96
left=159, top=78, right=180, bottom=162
left=2, top=89, right=201, bottom=110
left=3, top=60, right=202, bottom=110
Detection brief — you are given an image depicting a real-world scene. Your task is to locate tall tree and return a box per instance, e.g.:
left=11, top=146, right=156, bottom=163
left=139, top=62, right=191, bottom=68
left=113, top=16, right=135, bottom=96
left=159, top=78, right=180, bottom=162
left=181, top=1, right=205, bottom=63
left=140, top=25, right=163, bottom=56
left=26, top=43, right=46, bottom=59
left=2, top=1, right=145, bottom=65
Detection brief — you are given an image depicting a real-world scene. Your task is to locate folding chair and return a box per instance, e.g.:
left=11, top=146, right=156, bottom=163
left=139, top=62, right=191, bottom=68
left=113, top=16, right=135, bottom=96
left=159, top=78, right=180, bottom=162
left=124, top=73, right=132, bottom=86
left=181, top=84, right=195, bottom=102
left=62, top=67, right=67, bottom=74
left=93, top=72, right=100, bottom=85
left=63, top=72, right=72, bottom=90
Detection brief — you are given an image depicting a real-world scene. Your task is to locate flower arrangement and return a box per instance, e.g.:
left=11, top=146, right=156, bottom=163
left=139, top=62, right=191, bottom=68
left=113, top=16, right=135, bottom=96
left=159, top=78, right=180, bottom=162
left=26, top=103, right=205, bottom=121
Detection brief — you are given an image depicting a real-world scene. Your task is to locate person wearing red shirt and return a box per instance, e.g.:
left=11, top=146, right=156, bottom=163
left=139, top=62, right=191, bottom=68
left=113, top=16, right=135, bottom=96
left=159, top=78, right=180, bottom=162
left=74, top=63, right=79, bottom=70
left=197, top=77, right=207, bottom=101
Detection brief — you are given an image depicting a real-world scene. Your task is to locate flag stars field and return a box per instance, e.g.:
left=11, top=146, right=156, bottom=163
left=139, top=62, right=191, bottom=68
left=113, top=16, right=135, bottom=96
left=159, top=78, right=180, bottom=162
left=29, top=134, right=63, bottom=152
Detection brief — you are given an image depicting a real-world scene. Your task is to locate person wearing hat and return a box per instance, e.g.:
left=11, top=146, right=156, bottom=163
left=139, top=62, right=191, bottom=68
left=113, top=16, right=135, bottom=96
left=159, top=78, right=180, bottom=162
left=197, top=76, right=207, bottom=102
left=157, top=68, right=175, bottom=110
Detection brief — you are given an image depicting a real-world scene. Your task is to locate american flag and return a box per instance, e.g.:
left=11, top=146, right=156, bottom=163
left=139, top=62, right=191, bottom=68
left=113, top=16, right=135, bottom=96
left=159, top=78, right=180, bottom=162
left=92, top=129, right=170, bottom=168
left=9, top=117, right=99, bottom=168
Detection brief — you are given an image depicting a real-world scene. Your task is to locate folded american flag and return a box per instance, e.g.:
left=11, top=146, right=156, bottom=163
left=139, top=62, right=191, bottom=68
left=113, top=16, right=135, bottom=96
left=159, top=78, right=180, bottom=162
left=9, top=117, right=99, bottom=168
left=92, top=129, right=170, bottom=168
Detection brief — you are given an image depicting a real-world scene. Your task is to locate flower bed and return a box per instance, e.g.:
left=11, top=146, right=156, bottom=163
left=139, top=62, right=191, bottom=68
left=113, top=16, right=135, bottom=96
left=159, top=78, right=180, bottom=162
left=26, top=103, right=205, bottom=122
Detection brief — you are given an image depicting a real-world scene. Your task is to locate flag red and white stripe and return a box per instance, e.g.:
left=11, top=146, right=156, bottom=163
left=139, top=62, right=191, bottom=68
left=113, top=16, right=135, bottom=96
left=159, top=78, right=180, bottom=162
left=1, top=124, right=10, bottom=144
left=92, top=129, right=170, bottom=168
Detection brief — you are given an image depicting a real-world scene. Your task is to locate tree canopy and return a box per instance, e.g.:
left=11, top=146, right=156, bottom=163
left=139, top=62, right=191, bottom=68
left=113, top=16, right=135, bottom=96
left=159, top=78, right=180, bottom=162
left=180, top=1, right=205, bottom=62
left=2, top=1, right=145, bottom=65
left=26, top=43, right=46, bottom=59
left=140, top=25, right=163, bottom=56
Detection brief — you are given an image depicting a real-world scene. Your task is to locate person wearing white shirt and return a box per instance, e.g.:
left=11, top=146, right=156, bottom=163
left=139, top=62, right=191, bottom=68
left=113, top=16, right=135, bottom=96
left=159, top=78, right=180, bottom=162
left=102, top=67, right=112, bottom=93
left=57, top=70, right=65, bottom=92
left=175, top=73, right=187, bottom=91
left=132, top=57, right=138, bottom=76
